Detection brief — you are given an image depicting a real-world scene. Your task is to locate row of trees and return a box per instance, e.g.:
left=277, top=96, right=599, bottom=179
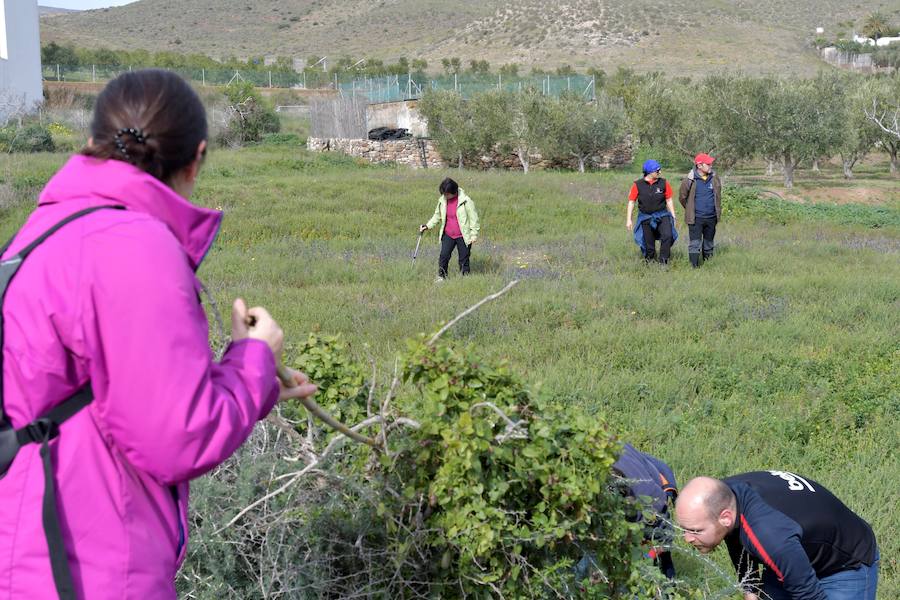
left=626, top=72, right=899, bottom=186
left=40, top=42, right=297, bottom=73
left=419, top=70, right=899, bottom=186
left=40, top=43, right=606, bottom=85
left=418, top=89, right=627, bottom=173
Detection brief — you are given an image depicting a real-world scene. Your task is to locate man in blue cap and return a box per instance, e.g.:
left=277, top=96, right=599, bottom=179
left=626, top=159, right=677, bottom=264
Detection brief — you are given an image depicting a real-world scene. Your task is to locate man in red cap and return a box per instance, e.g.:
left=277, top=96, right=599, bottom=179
left=679, top=153, right=722, bottom=267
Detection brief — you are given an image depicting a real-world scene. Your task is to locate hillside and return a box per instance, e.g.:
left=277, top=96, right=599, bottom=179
left=38, top=6, right=80, bottom=16
left=38, top=0, right=900, bottom=75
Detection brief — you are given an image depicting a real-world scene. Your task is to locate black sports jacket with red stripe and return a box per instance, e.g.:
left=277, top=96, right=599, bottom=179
left=723, top=471, right=877, bottom=599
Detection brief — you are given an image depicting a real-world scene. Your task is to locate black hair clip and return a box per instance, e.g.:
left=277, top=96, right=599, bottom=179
left=113, top=127, right=148, bottom=158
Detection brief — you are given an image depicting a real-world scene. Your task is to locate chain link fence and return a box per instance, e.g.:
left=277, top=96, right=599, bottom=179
left=341, top=74, right=598, bottom=103
left=40, top=64, right=598, bottom=101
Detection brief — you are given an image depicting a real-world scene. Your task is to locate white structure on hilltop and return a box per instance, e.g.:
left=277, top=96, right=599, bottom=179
left=853, top=33, right=900, bottom=47
left=0, top=0, right=43, bottom=123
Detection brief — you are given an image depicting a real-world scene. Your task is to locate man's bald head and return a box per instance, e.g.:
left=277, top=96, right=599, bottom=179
left=675, top=477, right=737, bottom=553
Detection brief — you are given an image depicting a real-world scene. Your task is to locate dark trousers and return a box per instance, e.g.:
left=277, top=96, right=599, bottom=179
left=688, top=217, right=717, bottom=259
left=439, top=234, right=471, bottom=278
left=640, top=217, right=673, bottom=263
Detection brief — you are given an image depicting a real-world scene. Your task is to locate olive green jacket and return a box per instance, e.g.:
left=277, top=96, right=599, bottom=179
left=425, top=189, right=480, bottom=245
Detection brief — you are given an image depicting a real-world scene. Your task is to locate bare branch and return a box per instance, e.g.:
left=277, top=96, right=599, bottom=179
left=470, top=402, right=529, bottom=443
left=428, top=280, right=520, bottom=345
left=865, top=98, right=900, bottom=140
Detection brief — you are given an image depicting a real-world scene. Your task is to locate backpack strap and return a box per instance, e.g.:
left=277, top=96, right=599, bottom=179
left=0, top=205, right=123, bottom=600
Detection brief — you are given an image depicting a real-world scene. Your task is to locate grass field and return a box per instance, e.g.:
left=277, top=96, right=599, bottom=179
left=1, top=146, right=898, bottom=598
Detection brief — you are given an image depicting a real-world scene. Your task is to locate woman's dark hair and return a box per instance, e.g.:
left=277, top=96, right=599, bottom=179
left=438, top=177, right=459, bottom=196
left=83, top=69, right=207, bottom=183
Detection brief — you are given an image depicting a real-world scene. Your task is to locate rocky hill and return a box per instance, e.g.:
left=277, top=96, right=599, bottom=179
left=38, top=0, right=900, bottom=75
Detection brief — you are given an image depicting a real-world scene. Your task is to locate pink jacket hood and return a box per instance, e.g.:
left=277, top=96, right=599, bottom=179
left=0, top=155, right=279, bottom=599
left=37, top=154, right=222, bottom=270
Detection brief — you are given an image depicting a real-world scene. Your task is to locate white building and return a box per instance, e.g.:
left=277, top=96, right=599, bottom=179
left=853, top=33, right=900, bottom=47
left=0, top=0, right=43, bottom=123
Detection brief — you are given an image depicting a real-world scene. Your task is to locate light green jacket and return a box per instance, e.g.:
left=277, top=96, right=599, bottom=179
left=425, top=189, right=481, bottom=246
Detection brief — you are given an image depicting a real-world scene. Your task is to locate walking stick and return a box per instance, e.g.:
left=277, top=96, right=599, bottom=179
left=246, top=315, right=380, bottom=448
left=412, top=231, right=423, bottom=261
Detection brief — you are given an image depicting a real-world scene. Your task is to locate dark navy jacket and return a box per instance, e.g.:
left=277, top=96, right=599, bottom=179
left=613, top=443, right=677, bottom=520
left=632, top=210, right=678, bottom=253
left=724, top=471, right=877, bottom=600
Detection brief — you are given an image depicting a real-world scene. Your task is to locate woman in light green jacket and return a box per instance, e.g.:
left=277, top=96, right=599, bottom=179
left=419, top=177, right=480, bottom=281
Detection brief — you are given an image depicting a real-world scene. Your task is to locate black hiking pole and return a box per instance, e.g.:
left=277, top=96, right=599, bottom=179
left=412, top=231, right=423, bottom=261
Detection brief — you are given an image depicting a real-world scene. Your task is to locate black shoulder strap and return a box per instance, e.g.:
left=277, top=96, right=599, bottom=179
left=1, top=205, right=123, bottom=417
left=0, top=205, right=122, bottom=600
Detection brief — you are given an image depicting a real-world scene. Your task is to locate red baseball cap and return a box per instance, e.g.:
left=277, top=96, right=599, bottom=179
left=694, top=153, right=715, bottom=165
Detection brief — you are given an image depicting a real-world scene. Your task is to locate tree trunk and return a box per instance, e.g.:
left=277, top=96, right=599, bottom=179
left=890, top=147, right=898, bottom=175
left=517, top=148, right=529, bottom=174
left=457, top=151, right=464, bottom=169
left=841, top=156, right=855, bottom=180
left=766, top=159, right=775, bottom=176
left=812, top=158, right=820, bottom=172
left=577, top=156, right=586, bottom=173
left=782, top=153, right=794, bottom=188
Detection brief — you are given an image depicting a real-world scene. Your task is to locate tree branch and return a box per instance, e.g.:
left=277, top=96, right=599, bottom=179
left=428, top=280, right=520, bottom=345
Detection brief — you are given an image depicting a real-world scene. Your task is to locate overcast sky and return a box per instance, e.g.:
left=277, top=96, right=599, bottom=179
left=40, top=0, right=138, bottom=9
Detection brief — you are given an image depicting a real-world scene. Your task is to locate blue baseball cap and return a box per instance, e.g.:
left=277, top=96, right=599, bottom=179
left=642, top=159, right=661, bottom=174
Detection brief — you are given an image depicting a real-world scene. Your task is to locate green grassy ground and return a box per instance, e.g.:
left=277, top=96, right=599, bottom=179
left=1, top=147, right=898, bottom=597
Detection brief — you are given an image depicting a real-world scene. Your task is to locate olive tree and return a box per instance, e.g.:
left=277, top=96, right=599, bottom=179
left=837, top=77, right=880, bottom=179
left=864, top=74, right=900, bottom=173
left=544, top=91, right=627, bottom=172
left=708, top=74, right=844, bottom=188
left=417, top=89, right=477, bottom=168
left=496, top=89, right=550, bottom=174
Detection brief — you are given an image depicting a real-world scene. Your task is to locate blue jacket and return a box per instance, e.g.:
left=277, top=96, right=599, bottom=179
left=613, top=443, right=677, bottom=523
left=633, top=209, right=678, bottom=253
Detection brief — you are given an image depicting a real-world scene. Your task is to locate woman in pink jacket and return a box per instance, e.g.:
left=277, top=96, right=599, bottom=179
left=0, top=70, right=316, bottom=599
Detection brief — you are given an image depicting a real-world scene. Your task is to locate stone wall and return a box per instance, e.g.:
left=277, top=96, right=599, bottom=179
left=307, top=137, right=445, bottom=169
left=820, top=47, right=876, bottom=72
left=476, top=138, right=634, bottom=171
left=308, top=136, right=633, bottom=171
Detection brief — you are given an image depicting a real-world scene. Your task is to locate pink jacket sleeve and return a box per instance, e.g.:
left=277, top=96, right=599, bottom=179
left=80, top=217, right=279, bottom=484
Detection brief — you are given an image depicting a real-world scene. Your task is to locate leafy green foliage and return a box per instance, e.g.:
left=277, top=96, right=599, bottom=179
left=417, top=90, right=478, bottom=168
left=282, top=333, right=370, bottom=430
left=217, top=81, right=281, bottom=146
left=544, top=91, right=627, bottom=172
left=861, top=12, right=898, bottom=40
left=388, top=339, right=645, bottom=597
left=0, top=124, right=56, bottom=153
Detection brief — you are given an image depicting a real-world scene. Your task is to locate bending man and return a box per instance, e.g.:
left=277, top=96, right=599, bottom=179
left=675, top=471, right=879, bottom=599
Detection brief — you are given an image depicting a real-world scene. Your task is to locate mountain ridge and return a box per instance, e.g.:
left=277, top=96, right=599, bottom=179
left=38, top=0, right=900, bottom=75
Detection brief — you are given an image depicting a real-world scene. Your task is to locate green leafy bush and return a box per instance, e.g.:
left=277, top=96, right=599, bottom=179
left=216, top=81, right=281, bottom=146
left=180, top=333, right=708, bottom=598
left=391, top=339, right=645, bottom=597
left=260, top=132, right=302, bottom=146
left=283, top=333, right=369, bottom=431
left=0, top=124, right=56, bottom=153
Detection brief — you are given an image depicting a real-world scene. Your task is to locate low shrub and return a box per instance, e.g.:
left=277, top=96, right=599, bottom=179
left=0, top=123, right=56, bottom=153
